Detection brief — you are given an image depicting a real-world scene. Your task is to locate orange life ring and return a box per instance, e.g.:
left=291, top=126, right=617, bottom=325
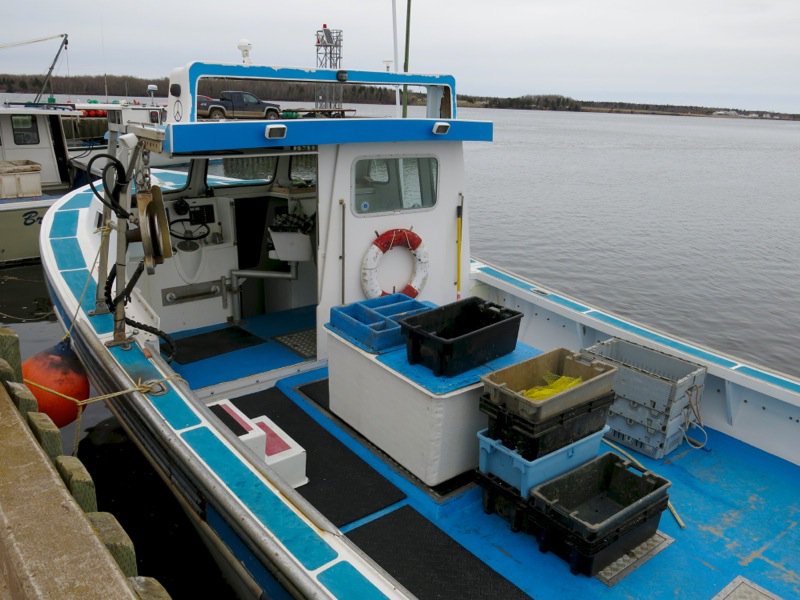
left=361, top=228, right=430, bottom=298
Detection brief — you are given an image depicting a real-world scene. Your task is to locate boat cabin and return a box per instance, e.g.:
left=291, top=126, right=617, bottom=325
left=0, top=103, right=74, bottom=195
left=119, top=62, right=490, bottom=390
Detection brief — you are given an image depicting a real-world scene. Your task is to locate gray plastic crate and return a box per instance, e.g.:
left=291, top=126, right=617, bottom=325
left=609, top=395, right=695, bottom=432
left=606, top=412, right=688, bottom=459
left=605, top=427, right=684, bottom=459
left=583, top=338, right=706, bottom=415
left=583, top=338, right=705, bottom=459
left=480, top=348, right=617, bottom=423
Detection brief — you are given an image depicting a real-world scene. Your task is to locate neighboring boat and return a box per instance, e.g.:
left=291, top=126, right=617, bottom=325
left=0, top=102, right=76, bottom=265
left=0, top=97, right=182, bottom=266
left=40, top=61, right=800, bottom=599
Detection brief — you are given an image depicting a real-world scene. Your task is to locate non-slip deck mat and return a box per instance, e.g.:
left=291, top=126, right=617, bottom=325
left=273, top=328, right=316, bottom=359
left=168, top=326, right=264, bottom=364
left=297, top=379, right=330, bottom=410
left=232, top=387, right=405, bottom=527
left=347, top=505, right=530, bottom=600
left=208, top=404, right=248, bottom=437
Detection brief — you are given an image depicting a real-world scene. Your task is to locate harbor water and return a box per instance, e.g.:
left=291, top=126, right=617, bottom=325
left=462, top=108, right=800, bottom=379
left=2, top=107, right=798, bottom=597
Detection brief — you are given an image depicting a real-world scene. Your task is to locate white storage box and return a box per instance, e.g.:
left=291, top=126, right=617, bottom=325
left=327, top=329, right=487, bottom=486
left=0, top=160, right=42, bottom=199
left=269, top=229, right=312, bottom=261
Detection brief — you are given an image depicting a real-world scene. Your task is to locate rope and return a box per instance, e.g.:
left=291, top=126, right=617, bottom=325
left=601, top=438, right=686, bottom=530
left=23, top=375, right=177, bottom=407
left=65, top=229, right=108, bottom=340
left=0, top=309, right=54, bottom=323
left=23, top=374, right=182, bottom=456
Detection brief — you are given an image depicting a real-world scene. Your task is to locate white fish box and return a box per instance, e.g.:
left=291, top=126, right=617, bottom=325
left=0, top=160, right=42, bottom=199
left=210, top=399, right=308, bottom=488
left=268, top=229, right=312, bottom=262
left=327, top=329, right=487, bottom=486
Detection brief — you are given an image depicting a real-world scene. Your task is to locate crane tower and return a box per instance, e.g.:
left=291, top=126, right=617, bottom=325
left=315, top=24, right=343, bottom=110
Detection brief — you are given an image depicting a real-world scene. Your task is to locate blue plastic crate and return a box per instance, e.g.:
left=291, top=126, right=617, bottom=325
left=478, top=425, right=609, bottom=498
left=327, top=294, right=434, bottom=353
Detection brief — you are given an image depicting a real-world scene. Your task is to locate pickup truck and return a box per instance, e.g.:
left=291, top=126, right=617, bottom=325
left=197, top=91, right=281, bottom=120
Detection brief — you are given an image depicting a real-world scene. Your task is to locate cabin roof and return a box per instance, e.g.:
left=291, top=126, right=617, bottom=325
left=0, top=102, right=83, bottom=117
left=161, top=117, right=493, bottom=155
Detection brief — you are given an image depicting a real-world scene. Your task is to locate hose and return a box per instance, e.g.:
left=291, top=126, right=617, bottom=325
left=86, top=153, right=131, bottom=219
left=104, top=262, right=176, bottom=361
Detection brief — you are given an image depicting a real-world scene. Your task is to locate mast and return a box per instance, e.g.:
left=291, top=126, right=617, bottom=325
left=34, top=34, right=68, bottom=103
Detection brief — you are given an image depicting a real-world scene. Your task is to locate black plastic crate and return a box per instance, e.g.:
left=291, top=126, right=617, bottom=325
left=480, top=392, right=614, bottom=461
left=397, top=297, right=523, bottom=377
left=475, top=470, right=530, bottom=533
left=528, top=452, right=670, bottom=576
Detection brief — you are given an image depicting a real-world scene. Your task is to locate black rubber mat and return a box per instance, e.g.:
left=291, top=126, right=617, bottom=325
left=297, top=379, right=330, bottom=410
left=209, top=404, right=248, bottom=437
left=347, top=505, right=531, bottom=600
left=168, top=327, right=263, bottom=364
left=232, top=387, right=405, bottom=527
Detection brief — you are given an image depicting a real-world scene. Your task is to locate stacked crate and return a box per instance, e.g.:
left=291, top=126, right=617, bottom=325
left=475, top=348, right=617, bottom=514
left=474, top=347, right=673, bottom=577
left=583, top=338, right=707, bottom=459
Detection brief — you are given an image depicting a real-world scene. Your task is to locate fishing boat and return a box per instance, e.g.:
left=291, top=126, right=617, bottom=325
left=39, top=60, right=800, bottom=599
left=0, top=102, right=77, bottom=265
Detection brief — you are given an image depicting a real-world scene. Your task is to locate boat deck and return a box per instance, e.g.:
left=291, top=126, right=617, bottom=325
left=203, top=367, right=799, bottom=599
left=158, top=307, right=800, bottom=599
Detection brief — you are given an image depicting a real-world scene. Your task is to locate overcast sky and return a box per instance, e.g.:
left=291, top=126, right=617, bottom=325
left=2, top=0, right=798, bottom=113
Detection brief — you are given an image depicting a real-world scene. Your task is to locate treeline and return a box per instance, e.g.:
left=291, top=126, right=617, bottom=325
left=0, top=74, right=169, bottom=98
left=2, top=74, right=796, bottom=119
left=462, top=94, right=581, bottom=111
left=580, top=100, right=716, bottom=115
left=0, top=73, right=395, bottom=104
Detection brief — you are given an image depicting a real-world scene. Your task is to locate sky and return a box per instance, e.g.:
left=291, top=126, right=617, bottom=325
left=1, top=0, right=798, bottom=113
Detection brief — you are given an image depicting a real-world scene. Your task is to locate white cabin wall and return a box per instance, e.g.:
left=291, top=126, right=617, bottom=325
left=0, top=115, right=61, bottom=185
left=315, top=141, right=470, bottom=358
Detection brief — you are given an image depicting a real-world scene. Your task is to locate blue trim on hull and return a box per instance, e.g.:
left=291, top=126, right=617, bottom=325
left=60, top=192, right=94, bottom=210
left=317, top=562, right=389, bottom=600
left=60, top=269, right=114, bottom=335
left=50, top=210, right=79, bottom=238
left=109, top=344, right=201, bottom=430
left=476, top=262, right=800, bottom=395
left=50, top=238, right=85, bottom=270
left=181, top=426, right=339, bottom=571
left=205, top=505, right=294, bottom=600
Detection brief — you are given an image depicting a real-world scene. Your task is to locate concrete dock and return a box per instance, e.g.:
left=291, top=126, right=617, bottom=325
left=0, top=327, right=170, bottom=599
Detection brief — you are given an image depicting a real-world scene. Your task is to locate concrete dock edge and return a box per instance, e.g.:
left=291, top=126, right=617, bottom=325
left=0, top=328, right=172, bottom=599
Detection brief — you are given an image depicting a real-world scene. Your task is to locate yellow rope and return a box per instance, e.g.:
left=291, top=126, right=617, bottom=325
left=601, top=438, right=686, bottom=530
left=23, top=375, right=176, bottom=407
left=24, top=373, right=183, bottom=456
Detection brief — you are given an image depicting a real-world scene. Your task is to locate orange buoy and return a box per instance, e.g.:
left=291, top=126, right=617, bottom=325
left=22, top=339, right=89, bottom=428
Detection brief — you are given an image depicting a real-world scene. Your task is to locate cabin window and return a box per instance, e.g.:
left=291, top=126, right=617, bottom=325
left=207, top=155, right=278, bottom=187
left=353, top=157, right=438, bottom=214
left=289, top=155, right=317, bottom=187
left=11, top=116, right=40, bottom=145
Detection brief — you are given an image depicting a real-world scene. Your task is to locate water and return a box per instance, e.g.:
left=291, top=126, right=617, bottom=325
left=3, top=108, right=798, bottom=596
left=461, top=108, right=800, bottom=377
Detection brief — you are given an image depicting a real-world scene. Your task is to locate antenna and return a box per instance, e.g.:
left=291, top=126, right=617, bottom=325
left=315, top=24, right=343, bottom=110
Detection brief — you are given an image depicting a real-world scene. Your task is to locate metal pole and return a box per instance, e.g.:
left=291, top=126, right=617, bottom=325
left=402, top=0, right=411, bottom=117
left=34, top=34, right=68, bottom=104
left=392, top=0, right=401, bottom=116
